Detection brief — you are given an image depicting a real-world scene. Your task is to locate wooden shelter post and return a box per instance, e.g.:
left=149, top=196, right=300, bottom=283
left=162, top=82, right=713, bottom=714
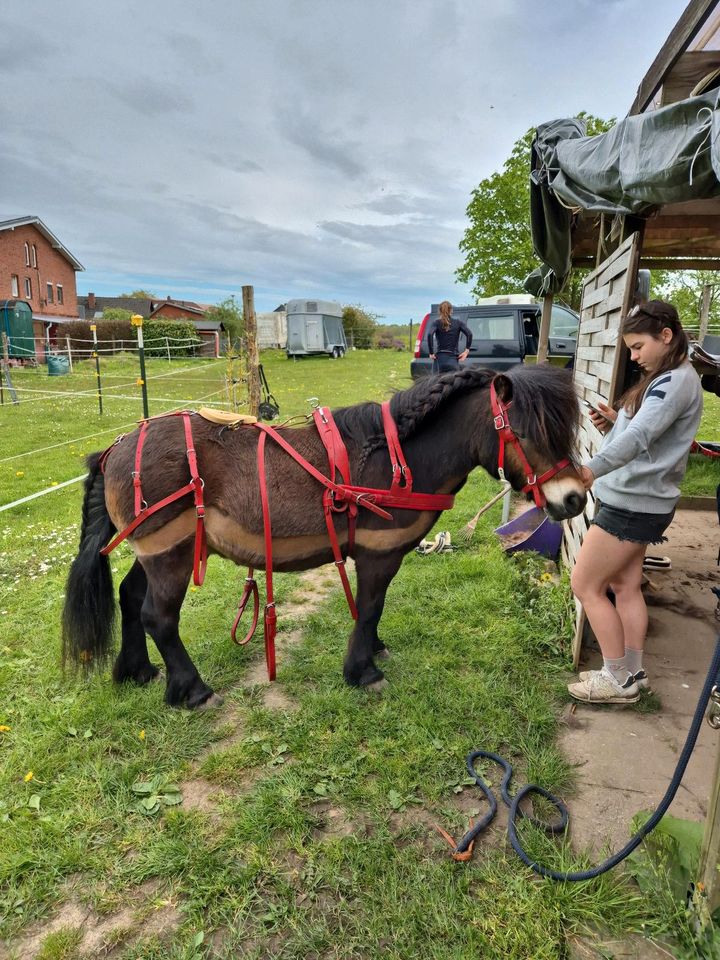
left=242, top=285, right=261, bottom=418
left=537, top=294, right=554, bottom=363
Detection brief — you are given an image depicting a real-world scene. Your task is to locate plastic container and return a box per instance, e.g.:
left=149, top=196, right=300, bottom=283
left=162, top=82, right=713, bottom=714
left=47, top=354, right=70, bottom=376
left=494, top=506, right=563, bottom=559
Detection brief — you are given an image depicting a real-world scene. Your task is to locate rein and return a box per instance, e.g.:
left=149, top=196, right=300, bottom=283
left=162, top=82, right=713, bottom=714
left=489, top=380, right=570, bottom=509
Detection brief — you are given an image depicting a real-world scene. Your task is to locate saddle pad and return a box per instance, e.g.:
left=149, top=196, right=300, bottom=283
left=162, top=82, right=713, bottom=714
left=197, top=407, right=257, bottom=427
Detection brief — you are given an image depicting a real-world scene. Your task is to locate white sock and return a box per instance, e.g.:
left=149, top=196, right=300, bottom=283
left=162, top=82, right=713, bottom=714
left=625, top=648, right=644, bottom=675
left=603, top=656, right=633, bottom=685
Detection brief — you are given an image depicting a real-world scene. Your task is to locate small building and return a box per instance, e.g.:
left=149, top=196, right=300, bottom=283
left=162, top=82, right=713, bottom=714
left=0, top=216, right=84, bottom=360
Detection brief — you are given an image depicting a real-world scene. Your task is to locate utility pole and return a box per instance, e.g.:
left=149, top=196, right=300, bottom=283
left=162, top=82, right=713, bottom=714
left=242, top=285, right=260, bottom=418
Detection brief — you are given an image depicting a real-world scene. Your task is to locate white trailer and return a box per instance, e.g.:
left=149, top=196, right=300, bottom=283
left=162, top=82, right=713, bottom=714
left=286, top=299, right=347, bottom=358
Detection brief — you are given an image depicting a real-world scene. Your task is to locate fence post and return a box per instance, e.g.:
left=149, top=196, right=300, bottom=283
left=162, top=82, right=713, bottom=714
left=90, top=324, right=103, bottom=415
left=166, top=337, right=171, bottom=363
left=132, top=315, right=149, bottom=420
left=65, top=336, right=73, bottom=373
left=214, top=331, right=220, bottom=358
left=700, top=284, right=712, bottom=344
left=242, top=285, right=260, bottom=418
left=537, top=294, right=553, bottom=364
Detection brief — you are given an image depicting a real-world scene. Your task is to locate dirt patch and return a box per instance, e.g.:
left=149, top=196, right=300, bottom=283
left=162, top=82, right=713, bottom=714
left=309, top=801, right=361, bottom=840
left=561, top=507, right=720, bottom=856
left=0, top=880, right=180, bottom=960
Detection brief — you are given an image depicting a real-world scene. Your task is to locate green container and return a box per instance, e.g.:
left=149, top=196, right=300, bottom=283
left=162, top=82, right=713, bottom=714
left=47, top=354, right=70, bottom=376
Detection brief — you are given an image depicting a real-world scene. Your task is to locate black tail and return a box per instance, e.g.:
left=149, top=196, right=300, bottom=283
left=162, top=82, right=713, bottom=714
left=62, top=453, right=117, bottom=670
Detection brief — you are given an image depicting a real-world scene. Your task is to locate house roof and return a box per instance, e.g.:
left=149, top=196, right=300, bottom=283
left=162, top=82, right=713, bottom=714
left=149, top=298, right=208, bottom=319
left=77, top=296, right=155, bottom=318
left=0, top=216, right=84, bottom=271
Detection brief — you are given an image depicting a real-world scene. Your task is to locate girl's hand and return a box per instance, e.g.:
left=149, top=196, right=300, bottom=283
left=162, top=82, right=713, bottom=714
left=429, top=354, right=436, bottom=360
left=579, top=465, right=594, bottom=490
left=590, top=401, right=616, bottom=435
left=458, top=350, right=469, bottom=361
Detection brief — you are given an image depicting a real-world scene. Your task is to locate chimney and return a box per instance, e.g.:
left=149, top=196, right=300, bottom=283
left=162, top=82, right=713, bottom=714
left=88, top=292, right=96, bottom=311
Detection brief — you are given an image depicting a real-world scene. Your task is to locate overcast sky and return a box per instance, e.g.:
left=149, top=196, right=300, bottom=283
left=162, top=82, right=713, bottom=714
left=0, top=0, right=684, bottom=324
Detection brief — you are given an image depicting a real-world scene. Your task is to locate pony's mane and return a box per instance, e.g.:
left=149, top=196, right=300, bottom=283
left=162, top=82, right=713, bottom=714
left=332, top=364, right=578, bottom=463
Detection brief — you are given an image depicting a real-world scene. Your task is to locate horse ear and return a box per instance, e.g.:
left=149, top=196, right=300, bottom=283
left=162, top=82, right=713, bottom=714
left=493, top=374, right=513, bottom=403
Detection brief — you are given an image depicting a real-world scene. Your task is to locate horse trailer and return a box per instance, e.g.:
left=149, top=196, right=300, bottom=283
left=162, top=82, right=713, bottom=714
left=286, top=299, right=347, bottom=358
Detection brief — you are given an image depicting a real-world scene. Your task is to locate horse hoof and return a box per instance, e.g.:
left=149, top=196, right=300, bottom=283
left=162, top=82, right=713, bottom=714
left=375, top=648, right=391, bottom=661
left=365, top=678, right=388, bottom=693
left=196, top=692, right=224, bottom=711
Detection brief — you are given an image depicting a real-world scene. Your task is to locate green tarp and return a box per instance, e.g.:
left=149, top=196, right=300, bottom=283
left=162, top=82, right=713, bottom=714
left=525, top=89, right=720, bottom=296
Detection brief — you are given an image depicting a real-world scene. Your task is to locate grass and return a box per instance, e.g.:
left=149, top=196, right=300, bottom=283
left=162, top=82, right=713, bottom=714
left=0, top=348, right=716, bottom=958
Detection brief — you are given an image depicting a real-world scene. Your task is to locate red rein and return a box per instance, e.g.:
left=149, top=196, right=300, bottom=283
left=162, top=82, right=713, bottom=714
left=100, top=381, right=569, bottom=681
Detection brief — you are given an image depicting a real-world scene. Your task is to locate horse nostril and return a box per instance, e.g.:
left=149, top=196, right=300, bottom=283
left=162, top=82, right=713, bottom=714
left=563, top=491, right=585, bottom=516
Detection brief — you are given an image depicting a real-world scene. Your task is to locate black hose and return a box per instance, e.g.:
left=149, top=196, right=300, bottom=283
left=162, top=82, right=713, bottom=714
left=453, top=635, right=720, bottom=881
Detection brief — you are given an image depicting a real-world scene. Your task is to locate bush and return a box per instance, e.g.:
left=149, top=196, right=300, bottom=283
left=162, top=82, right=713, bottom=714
left=375, top=333, right=406, bottom=351
left=143, top=319, right=202, bottom=357
left=59, top=319, right=134, bottom=353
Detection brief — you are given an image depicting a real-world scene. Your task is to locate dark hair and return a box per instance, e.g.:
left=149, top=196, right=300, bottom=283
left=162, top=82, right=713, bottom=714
left=438, top=300, right=452, bottom=332
left=618, top=299, right=689, bottom=416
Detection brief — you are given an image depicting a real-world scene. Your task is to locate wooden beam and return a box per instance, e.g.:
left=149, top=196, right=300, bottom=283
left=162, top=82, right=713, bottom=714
left=661, top=49, right=720, bottom=103
left=628, top=0, right=718, bottom=116
left=241, top=285, right=260, bottom=418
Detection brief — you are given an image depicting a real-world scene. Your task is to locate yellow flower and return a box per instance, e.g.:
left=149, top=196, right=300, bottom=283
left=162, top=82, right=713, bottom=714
left=50, top=481, right=59, bottom=487
left=139, top=729, right=146, bottom=741
left=136, top=378, right=145, bottom=386
left=15, top=471, right=24, bottom=478
left=24, top=771, right=34, bottom=782
left=0, top=725, right=10, bottom=732
left=539, top=572, right=553, bottom=583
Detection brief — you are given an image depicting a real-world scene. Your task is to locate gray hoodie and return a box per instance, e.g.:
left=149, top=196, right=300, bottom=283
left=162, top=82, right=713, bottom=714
left=585, top=362, right=703, bottom=514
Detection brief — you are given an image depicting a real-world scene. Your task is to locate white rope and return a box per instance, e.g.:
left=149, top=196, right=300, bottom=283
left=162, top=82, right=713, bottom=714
left=0, top=388, right=235, bottom=463
left=0, top=474, right=87, bottom=513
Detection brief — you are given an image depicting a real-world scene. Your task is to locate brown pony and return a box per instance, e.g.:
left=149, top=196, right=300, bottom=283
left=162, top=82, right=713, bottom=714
left=62, top=364, right=586, bottom=708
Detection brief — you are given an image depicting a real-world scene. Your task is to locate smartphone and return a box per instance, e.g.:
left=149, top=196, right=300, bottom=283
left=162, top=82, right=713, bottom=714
left=583, top=399, right=608, bottom=420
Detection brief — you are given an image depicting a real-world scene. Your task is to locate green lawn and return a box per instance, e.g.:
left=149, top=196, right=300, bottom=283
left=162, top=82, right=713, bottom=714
left=0, top=350, right=715, bottom=958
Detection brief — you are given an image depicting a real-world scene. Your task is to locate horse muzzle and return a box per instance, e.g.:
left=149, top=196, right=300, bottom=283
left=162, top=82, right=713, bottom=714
left=541, top=477, right=587, bottom=521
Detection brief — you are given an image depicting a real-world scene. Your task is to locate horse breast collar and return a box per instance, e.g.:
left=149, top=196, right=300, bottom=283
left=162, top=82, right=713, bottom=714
left=489, top=379, right=570, bottom=509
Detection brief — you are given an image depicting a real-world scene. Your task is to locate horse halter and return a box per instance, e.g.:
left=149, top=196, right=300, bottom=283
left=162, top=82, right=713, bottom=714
left=489, top=378, right=570, bottom=510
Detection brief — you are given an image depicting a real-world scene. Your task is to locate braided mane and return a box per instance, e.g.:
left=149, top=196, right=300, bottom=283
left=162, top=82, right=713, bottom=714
left=332, top=364, right=579, bottom=466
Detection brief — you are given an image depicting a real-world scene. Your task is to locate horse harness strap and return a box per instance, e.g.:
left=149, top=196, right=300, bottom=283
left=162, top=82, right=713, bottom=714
left=99, top=411, right=208, bottom=587
left=489, top=379, right=569, bottom=510
left=232, top=402, right=455, bottom=679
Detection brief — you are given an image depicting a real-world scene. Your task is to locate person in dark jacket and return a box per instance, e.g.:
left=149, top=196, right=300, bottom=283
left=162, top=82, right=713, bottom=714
left=427, top=301, right=473, bottom=373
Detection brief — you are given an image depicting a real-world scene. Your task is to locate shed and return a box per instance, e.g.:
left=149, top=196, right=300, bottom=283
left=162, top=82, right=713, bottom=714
left=0, top=300, right=34, bottom=359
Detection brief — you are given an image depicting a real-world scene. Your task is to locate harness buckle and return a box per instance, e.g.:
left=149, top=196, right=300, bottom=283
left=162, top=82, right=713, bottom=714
left=498, top=467, right=506, bottom=482
left=493, top=414, right=506, bottom=431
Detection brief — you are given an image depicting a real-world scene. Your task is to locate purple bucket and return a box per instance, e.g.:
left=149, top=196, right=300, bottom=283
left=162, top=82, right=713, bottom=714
left=494, top=506, right=563, bottom=559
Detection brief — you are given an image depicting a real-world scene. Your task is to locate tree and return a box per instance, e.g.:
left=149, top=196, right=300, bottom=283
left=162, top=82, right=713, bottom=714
left=456, top=114, right=613, bottom=309
left=119, top=289, right=156, bottom=298
left=653, top=270, right=720, bottom=334
left=101, top=307, right=134, bottom=323
left=342, top=304, right=378, bottom=349
left=205, top=295, right=244, bottom=345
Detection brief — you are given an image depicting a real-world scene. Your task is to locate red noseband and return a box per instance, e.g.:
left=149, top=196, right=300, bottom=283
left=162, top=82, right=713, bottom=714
left=489, top=379, right=570, bottom=510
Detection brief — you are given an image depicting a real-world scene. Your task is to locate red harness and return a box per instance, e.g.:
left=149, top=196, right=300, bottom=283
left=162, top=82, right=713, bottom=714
left=490, top=379, right=570, bottom=509
left=99, top=386, right=571, bottom=682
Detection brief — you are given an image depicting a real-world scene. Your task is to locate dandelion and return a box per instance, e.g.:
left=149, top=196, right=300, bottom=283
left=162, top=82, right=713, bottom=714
left=190, top=585, right=197, bottom=592
left=24, top=771, right=33, bottom=782
left=139, top=729, right=146, bottom=741
left=15, top=471, right=24, bottom=478
left=50, top=481, right=59, bottom=487
left=0, top=725, right=10, bottom=733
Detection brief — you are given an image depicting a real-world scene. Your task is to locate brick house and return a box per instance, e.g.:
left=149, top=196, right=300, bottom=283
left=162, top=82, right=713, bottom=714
left=0, top=216, right=84, bottom=359
left=149, top=297, right=223, bottom=354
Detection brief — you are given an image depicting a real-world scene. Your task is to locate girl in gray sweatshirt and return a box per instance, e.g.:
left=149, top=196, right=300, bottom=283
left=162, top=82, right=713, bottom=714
left=567, top=301, right=703, bottom=705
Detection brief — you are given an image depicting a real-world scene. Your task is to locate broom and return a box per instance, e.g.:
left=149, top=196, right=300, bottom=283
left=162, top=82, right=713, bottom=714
left=457, top=484, right=511, bottom=542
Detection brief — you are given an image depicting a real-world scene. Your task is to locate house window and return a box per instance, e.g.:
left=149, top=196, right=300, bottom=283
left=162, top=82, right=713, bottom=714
left=57, top=284, right=64, bottom=305
left=11, top=275, right=18, bottom=297
left=31, top=244, right=37, bottom=268
left=24, top=277, right=32, bottom=299
left=47, top=282, right=54, bottom=303
left=24, top=242, right=30, bottom=266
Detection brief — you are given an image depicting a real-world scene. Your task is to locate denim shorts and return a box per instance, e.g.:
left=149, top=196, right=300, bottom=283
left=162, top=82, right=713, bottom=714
left=591, top=500, right=675, bottom=545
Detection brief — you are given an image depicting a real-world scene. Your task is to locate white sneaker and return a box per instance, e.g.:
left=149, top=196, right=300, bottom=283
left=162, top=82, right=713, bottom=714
left=578, top=668, right=650, bottom=691
left=568, top=668, right=640, bottom=704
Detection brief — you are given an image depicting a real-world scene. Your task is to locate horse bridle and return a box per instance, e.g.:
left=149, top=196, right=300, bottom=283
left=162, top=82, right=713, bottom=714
left=489, top=378, right=570, bottom=510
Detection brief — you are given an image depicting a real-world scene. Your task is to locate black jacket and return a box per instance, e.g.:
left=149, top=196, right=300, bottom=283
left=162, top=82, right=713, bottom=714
left=427, top=317, right=473, bottom=356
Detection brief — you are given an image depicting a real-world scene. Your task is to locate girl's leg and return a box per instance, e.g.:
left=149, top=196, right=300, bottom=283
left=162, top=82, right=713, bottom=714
left=609, top=550, right=648, bottom=655
left=570, top=524, right=647, bottom=660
